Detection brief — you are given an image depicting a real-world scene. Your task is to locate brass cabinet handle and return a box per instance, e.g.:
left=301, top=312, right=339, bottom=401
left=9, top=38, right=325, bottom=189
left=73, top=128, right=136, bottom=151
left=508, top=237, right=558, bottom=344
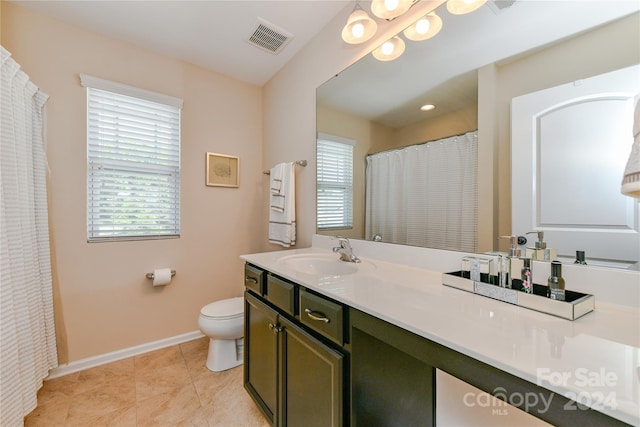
left=305, top=308, right=330, bottom=323
left=245, top=276, right=258, bottom=284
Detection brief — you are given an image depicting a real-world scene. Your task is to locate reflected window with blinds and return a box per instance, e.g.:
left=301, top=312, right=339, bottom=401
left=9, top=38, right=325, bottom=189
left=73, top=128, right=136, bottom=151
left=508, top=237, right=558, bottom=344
left=317, top=133, right=354, bottom=230
left=81, top=74, right=183, bottom=241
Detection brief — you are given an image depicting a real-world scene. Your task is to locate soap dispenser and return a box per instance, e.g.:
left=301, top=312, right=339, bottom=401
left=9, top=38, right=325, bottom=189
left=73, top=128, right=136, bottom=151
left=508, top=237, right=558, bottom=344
left=498, top=235, right=521, bottom=288
left=525, top=231, right=557, bottom=262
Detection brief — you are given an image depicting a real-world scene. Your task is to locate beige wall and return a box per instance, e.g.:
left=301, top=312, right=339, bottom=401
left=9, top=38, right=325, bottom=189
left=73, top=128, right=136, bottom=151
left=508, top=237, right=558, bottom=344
left=391, top=104, right=478, bottom=151
left=261, top=0, right=447, bottom=249
left=2, top=2, right=264, bottom=363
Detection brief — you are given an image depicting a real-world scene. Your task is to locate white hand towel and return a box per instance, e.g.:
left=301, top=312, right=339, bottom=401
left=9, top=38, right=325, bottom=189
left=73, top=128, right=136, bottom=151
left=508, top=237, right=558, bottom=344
left=270, top=163, right=284, bottom=194
left=269, top=162, right=296, bottom=247
left=270, top=163, right=286, bottom=212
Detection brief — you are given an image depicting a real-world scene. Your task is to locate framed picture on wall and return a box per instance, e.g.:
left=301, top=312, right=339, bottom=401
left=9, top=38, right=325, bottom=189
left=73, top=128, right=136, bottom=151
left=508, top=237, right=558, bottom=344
left=206, top=152, right=239, bottom=188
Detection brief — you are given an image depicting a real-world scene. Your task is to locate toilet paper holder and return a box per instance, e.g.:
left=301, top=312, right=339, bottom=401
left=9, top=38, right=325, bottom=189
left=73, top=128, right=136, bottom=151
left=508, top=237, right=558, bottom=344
left=146, top=270, right=176, bottom=280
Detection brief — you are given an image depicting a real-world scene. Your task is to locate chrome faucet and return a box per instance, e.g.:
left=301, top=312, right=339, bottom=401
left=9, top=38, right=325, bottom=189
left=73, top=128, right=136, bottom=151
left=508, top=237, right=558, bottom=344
left=332, top=237, right=361, bottom=263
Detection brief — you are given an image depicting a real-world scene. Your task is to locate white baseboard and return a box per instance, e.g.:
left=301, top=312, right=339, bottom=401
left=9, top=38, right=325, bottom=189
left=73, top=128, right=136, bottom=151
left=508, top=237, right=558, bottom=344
left=47, top=330, right=205, bottom=380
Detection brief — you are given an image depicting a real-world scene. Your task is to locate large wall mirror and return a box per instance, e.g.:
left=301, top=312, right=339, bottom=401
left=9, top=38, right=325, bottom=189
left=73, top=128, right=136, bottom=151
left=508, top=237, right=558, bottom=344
left=316, top=0, right=640, bottom=269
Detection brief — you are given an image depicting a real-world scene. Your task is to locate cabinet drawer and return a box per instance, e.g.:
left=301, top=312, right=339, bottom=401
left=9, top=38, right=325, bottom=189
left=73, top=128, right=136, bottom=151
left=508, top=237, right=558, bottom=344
left=266, top=275, right=296, bottom=316
left=300, top=290, right=344, bottom=345
left=244, top=264, right=265, bottom=295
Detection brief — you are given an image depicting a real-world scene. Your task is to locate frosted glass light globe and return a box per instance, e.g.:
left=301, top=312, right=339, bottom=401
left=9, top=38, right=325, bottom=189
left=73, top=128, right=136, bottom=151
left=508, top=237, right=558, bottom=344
left=372, top=36, right=405, bottom=61
left=341, top=7, right=377, bottom=44
left=381, top=41, right=394, bottom=55
left=384, top=0, right=399, bottom=12
left=403, top=12, right=442, bottom=41
left=351, top=23, right=365, bottom=39
left=371, top=0, right=412, bottom=19
left=416, top=18, right=430, bottom=35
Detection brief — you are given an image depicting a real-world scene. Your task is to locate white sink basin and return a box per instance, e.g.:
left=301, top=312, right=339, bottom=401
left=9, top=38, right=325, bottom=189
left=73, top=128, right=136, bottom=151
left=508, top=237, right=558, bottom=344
left=278, top=253, right=374, bottom=276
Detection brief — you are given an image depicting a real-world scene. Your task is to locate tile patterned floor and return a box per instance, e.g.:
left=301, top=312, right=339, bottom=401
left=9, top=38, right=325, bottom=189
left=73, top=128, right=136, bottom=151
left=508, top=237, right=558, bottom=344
left=24, top=337, right=270, bottom=427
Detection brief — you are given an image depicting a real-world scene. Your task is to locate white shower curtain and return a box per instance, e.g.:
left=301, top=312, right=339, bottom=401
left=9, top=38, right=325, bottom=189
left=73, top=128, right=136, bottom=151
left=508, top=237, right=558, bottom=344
left=365, top=131, right=478, bottom=252
left=1, top=46, right=58, bottom=426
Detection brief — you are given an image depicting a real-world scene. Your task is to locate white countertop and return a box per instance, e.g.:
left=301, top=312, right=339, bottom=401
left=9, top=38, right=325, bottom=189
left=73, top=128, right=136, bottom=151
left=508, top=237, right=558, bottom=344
left=241, top=246, right=640, bottom=425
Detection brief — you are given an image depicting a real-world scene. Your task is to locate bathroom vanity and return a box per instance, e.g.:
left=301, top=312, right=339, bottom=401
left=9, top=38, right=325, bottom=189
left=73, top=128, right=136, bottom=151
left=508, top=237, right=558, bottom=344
left=243, top=264, right=345, bottom=426
left=241, top=239, right=639, bottom=427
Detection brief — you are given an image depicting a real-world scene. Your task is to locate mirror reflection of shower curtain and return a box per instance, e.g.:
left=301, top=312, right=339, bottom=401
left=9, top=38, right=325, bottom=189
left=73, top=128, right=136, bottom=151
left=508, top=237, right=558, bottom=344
left=365, top=131, right=478, bottom=252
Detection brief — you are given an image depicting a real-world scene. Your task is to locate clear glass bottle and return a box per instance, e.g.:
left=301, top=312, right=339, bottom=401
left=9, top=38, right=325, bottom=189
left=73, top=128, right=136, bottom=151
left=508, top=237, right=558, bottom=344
left=498, top=254, right=510, bottom=288
left=574, top=250, right=587, bottom=265
left=548, top=260, right=565, bottom=301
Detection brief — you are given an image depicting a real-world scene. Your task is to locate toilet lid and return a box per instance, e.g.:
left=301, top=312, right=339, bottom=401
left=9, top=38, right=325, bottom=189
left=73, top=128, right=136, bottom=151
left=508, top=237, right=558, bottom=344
left=201, top=296, right=244, bottom=319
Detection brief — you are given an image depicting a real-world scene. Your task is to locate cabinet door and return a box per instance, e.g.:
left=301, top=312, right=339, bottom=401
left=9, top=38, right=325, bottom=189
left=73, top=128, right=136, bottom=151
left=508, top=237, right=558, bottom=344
left=351, top=310, right=435, bottom=427
left=279, top=316, right=344, bottom=427
left=244, top=291, right=279, bottom=425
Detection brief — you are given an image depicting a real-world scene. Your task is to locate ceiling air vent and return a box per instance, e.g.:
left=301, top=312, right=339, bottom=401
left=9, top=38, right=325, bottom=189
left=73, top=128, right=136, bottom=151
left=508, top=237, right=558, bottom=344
left=247, top=18, right=293, bottom=55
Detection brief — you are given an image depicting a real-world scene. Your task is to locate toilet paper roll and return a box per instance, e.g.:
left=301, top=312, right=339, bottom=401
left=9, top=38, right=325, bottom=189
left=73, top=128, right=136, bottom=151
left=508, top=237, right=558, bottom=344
left=153, top=268, right=173, bottom=287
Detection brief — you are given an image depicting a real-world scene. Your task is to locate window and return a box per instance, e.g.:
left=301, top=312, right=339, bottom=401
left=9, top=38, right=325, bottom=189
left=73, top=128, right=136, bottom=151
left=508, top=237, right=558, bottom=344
left=81, top=74, right=183, bottom=241
left=316, top=133, right=354, bottom=230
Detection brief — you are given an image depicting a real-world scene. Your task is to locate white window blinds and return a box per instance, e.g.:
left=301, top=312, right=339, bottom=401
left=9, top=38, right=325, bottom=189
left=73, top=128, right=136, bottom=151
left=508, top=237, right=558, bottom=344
left=317, top=134, right=354, bottom=230
left=81, top=74, right=182, bottom=241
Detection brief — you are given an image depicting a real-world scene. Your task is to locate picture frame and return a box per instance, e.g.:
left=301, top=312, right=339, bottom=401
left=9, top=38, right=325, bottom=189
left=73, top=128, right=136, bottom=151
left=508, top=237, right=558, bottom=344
left=206, top=152, right=239, bottom=188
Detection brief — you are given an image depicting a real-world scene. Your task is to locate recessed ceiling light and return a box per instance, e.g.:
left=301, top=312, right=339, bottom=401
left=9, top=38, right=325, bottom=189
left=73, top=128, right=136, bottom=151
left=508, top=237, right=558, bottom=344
left=420, top=104, right=435, bottom=111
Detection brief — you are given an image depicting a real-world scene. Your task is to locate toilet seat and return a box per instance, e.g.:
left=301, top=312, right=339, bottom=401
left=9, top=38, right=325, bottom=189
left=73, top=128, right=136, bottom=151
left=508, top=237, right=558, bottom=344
left=200, top=296, right=243, bottom=320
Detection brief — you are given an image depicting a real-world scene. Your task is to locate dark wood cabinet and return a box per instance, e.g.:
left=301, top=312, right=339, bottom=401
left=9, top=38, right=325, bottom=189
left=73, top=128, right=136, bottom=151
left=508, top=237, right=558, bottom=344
left=244, top=291, right=279, bottom=425
left=244, top=264, right=265, bottom=295
left=350, top=313, right=435, bottom=427
left=279, top=315, right=344, bottom=427
left=244, top=265, right=346, bottom=427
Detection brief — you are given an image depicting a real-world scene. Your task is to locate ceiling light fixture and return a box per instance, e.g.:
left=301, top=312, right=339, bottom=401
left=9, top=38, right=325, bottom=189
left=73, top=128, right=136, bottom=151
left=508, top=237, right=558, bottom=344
left=420, top=104, right=436, bottom=111
left=446, top=0, right=488, bottom=15
left=371, top=0, right=413, bottom=20
left=372, top=36, right=406, bottom=61
left=344, top=0, right=483, bottom=62
left=341, top=3, right=378, bottom=44
left=403, top=12, right=443, bottom=41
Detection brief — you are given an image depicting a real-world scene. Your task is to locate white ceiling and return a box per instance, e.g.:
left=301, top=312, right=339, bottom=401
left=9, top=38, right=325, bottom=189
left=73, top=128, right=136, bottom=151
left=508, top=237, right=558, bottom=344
left=11, top=0, right=351, bottom=86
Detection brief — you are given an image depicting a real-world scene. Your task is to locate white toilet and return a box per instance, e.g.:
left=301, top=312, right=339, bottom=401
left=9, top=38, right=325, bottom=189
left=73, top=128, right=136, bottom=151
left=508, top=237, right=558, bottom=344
left=198, top=296, right=244, bottom=372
